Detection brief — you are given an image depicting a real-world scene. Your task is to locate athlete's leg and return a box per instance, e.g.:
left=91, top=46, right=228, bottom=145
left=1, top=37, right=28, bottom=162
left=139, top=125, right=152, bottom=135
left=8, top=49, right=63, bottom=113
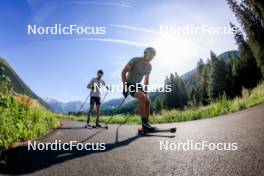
left=134, top=90, right=148, bottom=118
left=134, top=91, right=155, bottom=131
left=95, top=97, right=101, bottom=127
left=145, top=94, right=150, bottom=120
left=96, top=105, right=100, bottom=125
left=87, top=104, right=94, bottom=124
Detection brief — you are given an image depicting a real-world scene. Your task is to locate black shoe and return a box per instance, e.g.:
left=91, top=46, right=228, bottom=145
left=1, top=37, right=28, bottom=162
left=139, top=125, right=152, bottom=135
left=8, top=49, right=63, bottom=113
left=85, top=124, right=91, bottom=128
left=96, top=123, right=102, bottom=128
left=142, top=122, right=156, bottom=132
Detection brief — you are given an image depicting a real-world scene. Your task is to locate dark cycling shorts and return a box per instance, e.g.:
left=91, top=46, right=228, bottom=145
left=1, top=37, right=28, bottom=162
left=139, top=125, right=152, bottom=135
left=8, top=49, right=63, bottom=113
left=90, top=96, right=101, bottom=106
left=127, top=83, right=145, bottom=97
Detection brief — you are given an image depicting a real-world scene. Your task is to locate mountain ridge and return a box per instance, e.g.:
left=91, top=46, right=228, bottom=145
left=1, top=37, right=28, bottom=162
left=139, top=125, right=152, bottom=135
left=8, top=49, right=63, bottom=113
left=0, top=57, right=52, bottom=110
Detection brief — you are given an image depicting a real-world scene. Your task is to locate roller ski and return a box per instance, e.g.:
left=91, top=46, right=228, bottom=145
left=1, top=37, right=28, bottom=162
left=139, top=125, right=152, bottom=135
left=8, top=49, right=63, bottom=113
left=84, top=117, right=92, bottom=128
left=92, top=123, right=108, bottom=129
left=138, top=122, right=176, bottom=134
left=84, top=124, right=92, bottom=128
left=138, top=127, right=176, bottom=134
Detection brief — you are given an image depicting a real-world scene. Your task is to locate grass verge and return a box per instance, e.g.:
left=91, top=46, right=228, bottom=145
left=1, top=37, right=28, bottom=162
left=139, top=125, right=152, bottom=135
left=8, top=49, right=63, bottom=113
left=0, top=94, right=60, bottom=150
left=65, top=81, right=264, bottom=125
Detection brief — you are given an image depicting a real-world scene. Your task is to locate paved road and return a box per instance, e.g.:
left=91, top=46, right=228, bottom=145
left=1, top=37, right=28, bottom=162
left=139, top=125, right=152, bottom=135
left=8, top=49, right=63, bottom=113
left=1, top=104, right=264, bottom=176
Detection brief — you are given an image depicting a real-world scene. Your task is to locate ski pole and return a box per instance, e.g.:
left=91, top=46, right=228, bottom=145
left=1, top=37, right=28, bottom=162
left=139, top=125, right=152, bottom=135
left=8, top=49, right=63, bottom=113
left=80, top=96, right=127, bottom=142
left=115, top=94, right=150, bottom=142
left=101, top=91, right=109, bottom=105
left=115, top=108, right=131, bottom=142
left=104, top=96, right=127, bottom=127
left=78, top=94, right=90, bottom=113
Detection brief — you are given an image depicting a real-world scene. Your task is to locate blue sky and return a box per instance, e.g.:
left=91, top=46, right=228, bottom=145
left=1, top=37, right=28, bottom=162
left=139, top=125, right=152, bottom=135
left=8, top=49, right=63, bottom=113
left=0, top=0, right=240, bottom=102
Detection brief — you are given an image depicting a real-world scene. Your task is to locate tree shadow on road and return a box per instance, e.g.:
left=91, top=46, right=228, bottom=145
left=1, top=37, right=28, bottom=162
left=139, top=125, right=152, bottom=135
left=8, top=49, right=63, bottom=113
left=0, top=132, right=173, bottom=175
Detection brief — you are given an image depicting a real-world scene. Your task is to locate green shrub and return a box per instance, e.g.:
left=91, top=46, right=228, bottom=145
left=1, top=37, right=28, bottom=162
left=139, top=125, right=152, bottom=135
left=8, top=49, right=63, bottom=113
left=0, top=94, right=60, bottom=149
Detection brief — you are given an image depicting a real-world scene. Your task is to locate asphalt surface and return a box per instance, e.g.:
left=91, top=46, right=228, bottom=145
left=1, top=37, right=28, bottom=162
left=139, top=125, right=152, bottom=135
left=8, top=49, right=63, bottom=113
left=0, top=104, right=264, bottom=176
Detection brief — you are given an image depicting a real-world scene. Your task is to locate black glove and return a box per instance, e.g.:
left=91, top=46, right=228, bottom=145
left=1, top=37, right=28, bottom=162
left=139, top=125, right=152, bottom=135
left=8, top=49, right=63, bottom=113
left=87, top=85, right=94, bottom=89
left=122, top=90, right=128, bottom=98
left=122, top=83, right=129, bottom=97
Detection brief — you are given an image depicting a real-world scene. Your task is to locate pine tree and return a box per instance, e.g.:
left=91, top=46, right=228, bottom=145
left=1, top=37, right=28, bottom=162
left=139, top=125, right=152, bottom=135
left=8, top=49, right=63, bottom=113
left=226, top=0, right=264, bottom=76
left=198, top=64, right=210, bottom=104
left=164, top=73, right=188, bottom=109
left=189, top=86, right=198, bottom=106
left=208, top=51, right=232, bottom=100
left=197, top=58, right=205, bottom=80
left=190, top=59, right=210, bottom=106
left=154, top=96, right=163, bottom=114
left=244, top=0, right=264, bottom=24
left=230, top=23, right=262, bottom=93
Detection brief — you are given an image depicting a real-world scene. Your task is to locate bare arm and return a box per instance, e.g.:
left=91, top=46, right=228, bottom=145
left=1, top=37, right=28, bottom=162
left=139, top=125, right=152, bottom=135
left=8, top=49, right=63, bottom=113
left=102, top=80, right=110, bottom=90
left=87, top=79, right=94, bottom=89
left=121, top=64, right=133, bottom=83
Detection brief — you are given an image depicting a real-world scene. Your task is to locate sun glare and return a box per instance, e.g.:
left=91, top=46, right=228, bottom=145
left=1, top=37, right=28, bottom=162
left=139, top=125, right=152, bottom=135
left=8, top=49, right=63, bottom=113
left=152, top=34, right=198, bottom=71
left=152, top=34, right=194, bottom=64
left=149, top=34, right=200, bottom=84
